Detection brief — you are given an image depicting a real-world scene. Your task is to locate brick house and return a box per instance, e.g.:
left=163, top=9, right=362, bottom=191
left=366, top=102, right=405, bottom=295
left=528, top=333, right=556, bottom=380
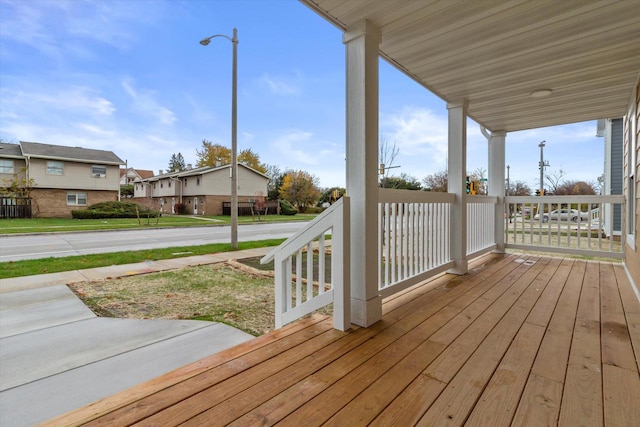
left=133, top=163, right=270, bottom=215
left=0, top=141, right=124, bottom=217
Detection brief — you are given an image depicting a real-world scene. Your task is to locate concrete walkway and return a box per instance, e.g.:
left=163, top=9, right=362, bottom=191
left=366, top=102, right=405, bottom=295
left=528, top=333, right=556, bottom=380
left=0, top=247, right=273, bottom=427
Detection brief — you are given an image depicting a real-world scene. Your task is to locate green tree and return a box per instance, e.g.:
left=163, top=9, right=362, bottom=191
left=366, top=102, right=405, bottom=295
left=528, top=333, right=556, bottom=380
left=196, top=140, right=230, bottom=167
left=279, top=170, right=321, bottom=213
left=168, top=152, right=186, bottom=172
left=380, top=173, right=422, bottom=190
left=265, top=164, right=284, bottom=200
left=318, top=186, right=346, bottom=205
left=237, top=148, right=266, bottom=173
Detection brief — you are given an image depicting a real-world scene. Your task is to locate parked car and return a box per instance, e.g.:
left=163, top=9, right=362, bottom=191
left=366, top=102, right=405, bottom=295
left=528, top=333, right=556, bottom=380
left=534, top=209, right=588, bottom=223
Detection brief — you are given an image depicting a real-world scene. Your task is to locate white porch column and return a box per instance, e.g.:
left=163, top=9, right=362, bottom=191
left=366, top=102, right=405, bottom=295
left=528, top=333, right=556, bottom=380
left=343, top=20, right=382, bottom=327
left=447, top=100, right=468, bottom=275
left=488, top=130, right=507, bottom=253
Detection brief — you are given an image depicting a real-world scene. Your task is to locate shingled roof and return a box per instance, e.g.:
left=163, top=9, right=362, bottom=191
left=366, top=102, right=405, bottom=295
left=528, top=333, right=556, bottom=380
left=0, top=142, right=23, bottom=158
left=19, top=141, right=124, bottom=164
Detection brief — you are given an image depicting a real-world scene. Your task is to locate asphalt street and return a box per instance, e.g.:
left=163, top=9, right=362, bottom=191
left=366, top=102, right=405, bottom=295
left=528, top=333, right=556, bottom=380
left=0, top=222, right=307, bottom=262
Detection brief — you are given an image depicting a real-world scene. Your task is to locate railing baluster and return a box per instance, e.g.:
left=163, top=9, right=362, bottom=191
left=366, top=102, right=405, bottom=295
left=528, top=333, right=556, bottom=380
left=306, top=242, right=313, bottom=301
left=318, top=235, right=326, bottom=293
left=296, top=249, right=303, bottom=307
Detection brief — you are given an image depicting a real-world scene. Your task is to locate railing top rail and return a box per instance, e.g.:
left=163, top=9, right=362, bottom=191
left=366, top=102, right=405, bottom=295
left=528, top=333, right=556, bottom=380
left=260, top=196, right=345, bottom=264
left=379, top=188, right=455, bottom=204
left=505, top=195, right=625, bottom=203
left=468, top=195, right=498, bottom=203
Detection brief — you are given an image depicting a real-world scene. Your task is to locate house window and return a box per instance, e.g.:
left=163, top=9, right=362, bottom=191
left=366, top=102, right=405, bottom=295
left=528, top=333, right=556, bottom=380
left=67, top=192, right=87, bottom=206
left=47, top=161, right=64, bottom=175
left=197, top=177, right=200, bottom=185
left=0, top=159, right=14, bottom=174
left=153, top=183, right=156, bottom=189
left=91, top=165, right=107, bottom=178
left=161, top=183, right=163, bottom=188
left=184, top=178, right=187, bottom=187
left=168, top=181, right=172, bottom=188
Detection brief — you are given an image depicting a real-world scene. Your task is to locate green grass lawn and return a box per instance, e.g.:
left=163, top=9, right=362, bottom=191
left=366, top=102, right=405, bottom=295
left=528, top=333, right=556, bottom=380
left=0, top=239, right=286, bottom=279
left=0, top=214, right=317, bottom=234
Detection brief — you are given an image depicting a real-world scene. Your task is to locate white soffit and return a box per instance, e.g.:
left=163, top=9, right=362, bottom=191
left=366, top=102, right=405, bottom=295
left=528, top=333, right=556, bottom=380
left=301, top=0, right=640, bottom=132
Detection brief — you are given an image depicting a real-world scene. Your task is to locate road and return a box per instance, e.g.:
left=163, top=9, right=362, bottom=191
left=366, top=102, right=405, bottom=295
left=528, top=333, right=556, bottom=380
left=0, top=222, right=308, bottom=262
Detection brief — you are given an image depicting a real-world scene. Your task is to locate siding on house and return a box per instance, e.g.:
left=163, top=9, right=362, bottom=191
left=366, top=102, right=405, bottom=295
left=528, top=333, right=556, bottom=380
left=0, top=141, right=124, bottom=217
left=611, top=118, right=623, bottom=232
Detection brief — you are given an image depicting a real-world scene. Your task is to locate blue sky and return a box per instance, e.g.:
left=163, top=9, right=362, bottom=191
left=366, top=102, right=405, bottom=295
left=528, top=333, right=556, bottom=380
left=0, top=0, right=605, bottom=190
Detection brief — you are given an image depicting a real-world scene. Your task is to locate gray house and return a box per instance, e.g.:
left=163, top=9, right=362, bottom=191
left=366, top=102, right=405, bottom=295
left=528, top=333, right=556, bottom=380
left=133, top=163, right=270, bottom=215
left=1, top=141, right=123, bottom=217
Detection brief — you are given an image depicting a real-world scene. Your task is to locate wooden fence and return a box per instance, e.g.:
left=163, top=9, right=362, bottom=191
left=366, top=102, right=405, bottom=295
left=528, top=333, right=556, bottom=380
left=0, top=197, right=32, bottom=219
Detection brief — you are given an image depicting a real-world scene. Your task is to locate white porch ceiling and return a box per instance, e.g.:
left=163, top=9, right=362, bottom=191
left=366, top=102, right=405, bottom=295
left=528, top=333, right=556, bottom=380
left=301, top=0, right=640, bottom=133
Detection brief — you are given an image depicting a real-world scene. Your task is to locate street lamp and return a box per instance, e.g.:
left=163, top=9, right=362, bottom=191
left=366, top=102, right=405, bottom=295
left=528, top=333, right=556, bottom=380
left=200, top=28, right=238, bottom=249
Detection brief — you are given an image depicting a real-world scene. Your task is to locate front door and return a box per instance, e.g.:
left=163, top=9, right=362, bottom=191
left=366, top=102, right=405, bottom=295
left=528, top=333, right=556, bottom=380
left=193, top=197, right=198, bottom=215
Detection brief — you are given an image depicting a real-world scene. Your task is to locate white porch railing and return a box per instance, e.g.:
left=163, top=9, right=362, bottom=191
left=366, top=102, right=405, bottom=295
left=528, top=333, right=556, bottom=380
left=261, top=197, right=350, bottom=331
left=505, top=195, right=625, bottom=259
left=378, top=189, right=455, bottom=298
left=467, top=195, right=497, bottom=258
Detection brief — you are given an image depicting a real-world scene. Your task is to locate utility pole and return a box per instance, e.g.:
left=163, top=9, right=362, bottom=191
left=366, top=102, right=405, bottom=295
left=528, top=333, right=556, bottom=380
left=506, top=165, right=510, bottom=196
left=538, top=140, right=549, bottom=194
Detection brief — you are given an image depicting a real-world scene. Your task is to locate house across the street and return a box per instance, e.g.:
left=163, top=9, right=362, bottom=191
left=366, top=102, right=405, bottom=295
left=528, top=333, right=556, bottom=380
left=133, top=163, right=271, bottom=216
left=0, top=141, right=124, bottom=218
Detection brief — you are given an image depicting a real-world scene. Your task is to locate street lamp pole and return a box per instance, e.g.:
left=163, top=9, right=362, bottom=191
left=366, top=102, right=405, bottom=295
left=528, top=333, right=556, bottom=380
left=538, top=140, right=549, bottom=195
left=200, top=28, right=239, bottom=249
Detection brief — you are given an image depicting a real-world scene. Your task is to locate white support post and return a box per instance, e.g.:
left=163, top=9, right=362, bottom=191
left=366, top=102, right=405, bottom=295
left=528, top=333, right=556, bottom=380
left=447, top=100, right=468, bottom=275
left=343, top=20, right=382, bottom=327
left=488, top=130, right=507, bottom=253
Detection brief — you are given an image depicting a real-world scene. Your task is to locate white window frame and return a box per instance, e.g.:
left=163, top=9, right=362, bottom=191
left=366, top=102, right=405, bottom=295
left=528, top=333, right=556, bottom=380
left=67, top=192, right=87, bottom=206
left=0, top=159, right=14, bottom=174
left=91, top=165, right=107, bottom=178
left=47, top=161, right=64, bottom=175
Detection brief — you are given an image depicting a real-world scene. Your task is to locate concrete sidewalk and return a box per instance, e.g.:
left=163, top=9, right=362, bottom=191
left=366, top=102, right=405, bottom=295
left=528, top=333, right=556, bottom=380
left=0, top=247, right=273, bottom=426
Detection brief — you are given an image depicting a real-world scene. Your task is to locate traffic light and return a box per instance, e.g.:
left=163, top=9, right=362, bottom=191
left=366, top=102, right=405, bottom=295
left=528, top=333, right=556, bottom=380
left=535, top=189, right=540, bottom=196
left=470, top=181, right=477, bottom=195
left=466, top=176, right=470, bottom=194
left=379, top=163, right=385, bottom=175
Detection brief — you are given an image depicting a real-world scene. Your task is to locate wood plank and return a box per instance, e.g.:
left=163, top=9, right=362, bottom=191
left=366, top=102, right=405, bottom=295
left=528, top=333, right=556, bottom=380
left=576, top=261, right=601, bottom=322
left=132, top=326, right=355, bottom=426
left=425, top=258, right=550, bottom=383
left=600, top=262, right=637, bottom=371
left=525, top=258, right=573, bottom=327
left=602, top=364, right=640, bottom=427
left=512, top=373, right=563, bottom=427
left=369, top=374, right=446, bottom=427
left=530, top=259, right=585, bottom=384
left=228, top=261, right=516, bottom=425
left=559, top=318, right=603, bottom=427
left=47, top=314, right=332, bottom=426
left=465, top=323, right=546, bottom=426
left=180, top=322, right=393, bottom=426
left=320, top=341, right=446, bottom=426
left=86, top=321, right=345, bottom=426
left=417, top=261, right=555, bottom=426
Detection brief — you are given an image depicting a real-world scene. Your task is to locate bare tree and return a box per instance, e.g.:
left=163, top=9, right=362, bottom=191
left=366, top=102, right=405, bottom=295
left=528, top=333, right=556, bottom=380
left=545, top=169, right=566, bottom=194
left=469, top=167, right=487, bottom=195
left=422, top=170, right=448, bottom=192
left=379, top=135, right=399, bottom=186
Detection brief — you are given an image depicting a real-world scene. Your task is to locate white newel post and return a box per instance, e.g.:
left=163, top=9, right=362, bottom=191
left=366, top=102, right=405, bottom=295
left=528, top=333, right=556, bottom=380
left=488, top=130, right=507, bottom=253
left=447, top=100, right=468, bottom=275
left=343, top=20, right=383, bottom=327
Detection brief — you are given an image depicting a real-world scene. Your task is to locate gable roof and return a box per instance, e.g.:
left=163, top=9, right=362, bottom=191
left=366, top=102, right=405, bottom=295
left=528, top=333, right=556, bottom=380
left=19, top=141, right=124, bottom=165
left=142, top=163, right=270, bottom=182
left=302, top=0, right=640, bottom=132
left=121, top=168, right=155, bottom=179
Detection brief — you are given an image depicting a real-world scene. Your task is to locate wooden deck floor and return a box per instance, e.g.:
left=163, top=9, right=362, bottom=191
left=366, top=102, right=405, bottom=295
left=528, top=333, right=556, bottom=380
left=49, top=253, right=640, bottom=426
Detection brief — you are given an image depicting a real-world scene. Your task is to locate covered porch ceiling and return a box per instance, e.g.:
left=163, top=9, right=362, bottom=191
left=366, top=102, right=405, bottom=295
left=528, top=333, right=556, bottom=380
left=302, top=0, right=640, bottom=133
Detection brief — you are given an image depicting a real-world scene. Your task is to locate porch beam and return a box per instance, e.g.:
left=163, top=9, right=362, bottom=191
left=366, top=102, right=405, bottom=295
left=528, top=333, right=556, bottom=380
left=488, top=130, right=507, bottom=253
left=447, top=100, right=468, bottom=275
left=343, top=19, right=382, bottom=327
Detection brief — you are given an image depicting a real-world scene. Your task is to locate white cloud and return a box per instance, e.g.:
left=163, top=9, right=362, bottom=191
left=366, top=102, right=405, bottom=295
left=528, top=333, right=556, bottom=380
left=122, top=80, right=176, bottom=126
left=258, top=73, right=301, bottom=96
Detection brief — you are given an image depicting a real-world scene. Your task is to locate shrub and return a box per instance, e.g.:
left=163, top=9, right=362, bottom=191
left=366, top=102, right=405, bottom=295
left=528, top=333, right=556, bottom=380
left=279, top=199, right=298, bottom=215
left=71, top=201, right=159, bottom=219
left=174, top=203, right=188, bottom=215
